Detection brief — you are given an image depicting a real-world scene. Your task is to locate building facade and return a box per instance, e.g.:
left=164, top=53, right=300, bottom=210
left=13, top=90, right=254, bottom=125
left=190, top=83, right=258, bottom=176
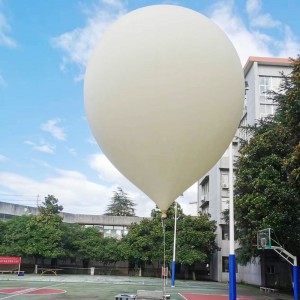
left=197, top=57, right=292, bottom=284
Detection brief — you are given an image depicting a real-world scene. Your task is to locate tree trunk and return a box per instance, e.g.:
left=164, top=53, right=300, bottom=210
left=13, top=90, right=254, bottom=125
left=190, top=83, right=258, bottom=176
left=192, top=264, right=196, bottom=281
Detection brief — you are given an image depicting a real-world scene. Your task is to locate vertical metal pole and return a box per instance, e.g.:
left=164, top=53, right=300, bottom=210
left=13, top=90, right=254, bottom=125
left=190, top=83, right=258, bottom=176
left=294, top=257, right=298, bottom=300
left=171, top=201, right=177, bottom=287
left=162, top=218, right=166, bottom=297
left=229, top=143, right=236, bottom=300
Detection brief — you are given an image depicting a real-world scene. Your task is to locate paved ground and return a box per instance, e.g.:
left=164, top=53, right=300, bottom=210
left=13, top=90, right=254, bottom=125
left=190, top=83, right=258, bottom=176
left=0, top=274, right=294, bottom=300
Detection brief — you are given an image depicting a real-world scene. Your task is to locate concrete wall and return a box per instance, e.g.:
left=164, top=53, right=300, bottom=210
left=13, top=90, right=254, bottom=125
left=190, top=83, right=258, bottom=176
left=0, top=202, right=143, bottom=226
left=61, top=212, right=143, bottom=225
left=0, top=202, right=39, bottom=217
left=238, top=258, right=262, bottom=286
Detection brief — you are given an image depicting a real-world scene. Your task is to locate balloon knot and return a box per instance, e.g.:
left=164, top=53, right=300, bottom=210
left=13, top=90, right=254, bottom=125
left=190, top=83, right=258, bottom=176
left=161, top=211, right=167, bottom=219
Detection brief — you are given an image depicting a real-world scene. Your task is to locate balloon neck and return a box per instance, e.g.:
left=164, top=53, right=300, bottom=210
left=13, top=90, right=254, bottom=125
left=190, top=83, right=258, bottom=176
left=161, top=211, right=167, bottom=219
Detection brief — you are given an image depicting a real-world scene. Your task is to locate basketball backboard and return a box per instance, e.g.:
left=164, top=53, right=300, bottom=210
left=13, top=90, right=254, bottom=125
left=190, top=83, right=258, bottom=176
left=257, top=228, right=272, bottom=250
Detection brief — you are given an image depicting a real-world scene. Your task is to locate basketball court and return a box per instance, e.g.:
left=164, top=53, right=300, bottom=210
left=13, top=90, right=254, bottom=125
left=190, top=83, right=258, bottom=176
left=0, top=273, right=293, bottom=300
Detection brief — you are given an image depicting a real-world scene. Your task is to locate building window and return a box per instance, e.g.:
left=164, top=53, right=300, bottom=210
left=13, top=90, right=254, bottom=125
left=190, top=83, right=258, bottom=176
left=222, top=256, right=229, bottom=272
left=259, top=76, right=281, bottom=118
left=239, top=114, right=248, bottom=142
left=202, top=207, right=209, bottom=214
left=260, top=104, right=277, bottom=118
left=199, top=177, right=209, bottom=214
left=222, top=256, right=238, bottom=273
left=259, top=76, right=281, bottom=102
left=221, top=225, right=229, bottom=240
left=221, top=198, right=229, bottom=212
left=267, top=265, right=275, bottom=274
left=221, top=173, right=229, bottom=189
left=201, top=181, right=209, bottom=200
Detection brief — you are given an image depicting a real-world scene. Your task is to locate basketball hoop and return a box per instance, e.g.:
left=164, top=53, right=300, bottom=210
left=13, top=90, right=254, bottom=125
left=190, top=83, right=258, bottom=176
left=259, top=243, right=266, bottom=249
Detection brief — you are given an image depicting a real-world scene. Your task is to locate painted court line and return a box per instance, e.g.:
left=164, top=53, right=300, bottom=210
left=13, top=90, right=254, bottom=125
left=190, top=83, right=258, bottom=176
left=180, top=293, right=254, bottom=300
left=179, top=293, right=188, bottom=300
left=0, top=283, right=66, bottom=299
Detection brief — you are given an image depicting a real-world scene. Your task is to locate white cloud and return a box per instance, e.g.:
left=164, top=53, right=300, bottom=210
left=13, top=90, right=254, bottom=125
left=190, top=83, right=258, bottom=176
left=246, top=0, right=280, bottom=29
left=51, top=0, right=126, bottom=80
left=0, top=152, right=197, bottom=217
left=277, top=26, right=300, bottom=59
left=51, top=0, right=300, bottom=75
left=250, top=14, right=281, bottom=29
left=246, top=0, right=260, bottom=15
left=101, top=0, right=125, bottom=9
left=88, top=154, right=157, bottom=215
left=87, top=137, right=97, bottom=145
left=88, top=153, right=123, bottom=183
left=209, top=0, right=300, bottom=64
left=0, top=9, right=16, bottom=48
left=0, top=166, right=197, bottom=217
left=0, top=169, right=153, bottom=216
left=67, top=147, right=77, bottom=156
left=41, top=119, right=66, bottom=141
left=25, top=140, right=56, bottom=154
left=87, top=153, right=197, bottom=216
left=177, top=182, right=198, bottom=216
left=0, top=73, right=6, bottom=87
left=0, top=154, right=7, bottom=162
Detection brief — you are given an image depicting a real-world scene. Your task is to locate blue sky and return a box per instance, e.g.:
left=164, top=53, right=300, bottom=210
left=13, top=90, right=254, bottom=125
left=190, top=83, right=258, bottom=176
left=0, top=0, right=299, bottom=217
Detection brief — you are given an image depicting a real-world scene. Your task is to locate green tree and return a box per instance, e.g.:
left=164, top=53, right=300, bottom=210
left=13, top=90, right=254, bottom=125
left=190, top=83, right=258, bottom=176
left=39, top=194, right=63, bottom=216
left=0, top=216, right=32, bottom=256
left=73, top=226, right=103, bottom=266
left=120, top=218, right=162, bottom=269
left=0, top=221, right=7, bottom=254
left=25, top=195, right=65, bottom=263
left=0, top=213, right=65, bottom=263
left=120, top=203, right=218, bottom=278
left=99, top=237, right=121, bottom=265
left=61, top=223, right=84, bottom=259
left=176, top=214, right=218, bottom=279
left=234, top=57, right=300, bottom=264
left=105, top=187, right=136, bottom=216
left=26, top=214, right=65, bottom=263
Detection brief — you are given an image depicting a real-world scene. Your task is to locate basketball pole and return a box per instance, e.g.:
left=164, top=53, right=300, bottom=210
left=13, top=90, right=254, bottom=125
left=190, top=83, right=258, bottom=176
left=258, top=228, right=299, bottom=300
left=293, top=257, right=298, bottom=300
left=229, top=143, right=236, bottom=300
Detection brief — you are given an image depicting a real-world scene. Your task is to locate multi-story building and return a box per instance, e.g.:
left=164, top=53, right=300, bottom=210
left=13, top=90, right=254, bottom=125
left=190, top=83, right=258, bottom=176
left=197, top=57, right=292, bottom=284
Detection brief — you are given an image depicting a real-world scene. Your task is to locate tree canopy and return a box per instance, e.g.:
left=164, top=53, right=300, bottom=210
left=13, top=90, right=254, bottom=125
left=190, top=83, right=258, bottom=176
left=120, top=202, right=218, bottom=276
left=234, top=57, right=300, bottom=264
left=105, top=187, right=136, bottom=216
left=39, top=195, right=63, bottom=216
left=0, top=195, right=217, bottom=276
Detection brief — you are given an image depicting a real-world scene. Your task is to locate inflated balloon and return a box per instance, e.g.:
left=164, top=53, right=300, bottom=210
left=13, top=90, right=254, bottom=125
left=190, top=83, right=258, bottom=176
left=84, top=5, right=244, bottom=216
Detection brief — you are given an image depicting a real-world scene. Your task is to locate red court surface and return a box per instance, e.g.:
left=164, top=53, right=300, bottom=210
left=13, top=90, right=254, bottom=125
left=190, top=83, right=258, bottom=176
left=0, top=287, right=66, bottom=295
left=180, top=293, right=254, bottom=300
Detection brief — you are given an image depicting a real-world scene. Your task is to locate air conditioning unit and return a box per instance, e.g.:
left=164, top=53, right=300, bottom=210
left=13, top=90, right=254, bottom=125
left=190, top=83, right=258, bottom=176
left=222, top=183, right=229, bottom=189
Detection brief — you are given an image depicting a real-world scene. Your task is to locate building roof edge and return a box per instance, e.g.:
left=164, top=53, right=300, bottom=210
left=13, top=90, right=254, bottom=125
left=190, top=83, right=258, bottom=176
left=244, top=56, right=292, bottom=76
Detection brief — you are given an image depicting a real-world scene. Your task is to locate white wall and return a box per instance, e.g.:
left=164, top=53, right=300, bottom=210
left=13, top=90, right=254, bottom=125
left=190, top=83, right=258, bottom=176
left=237, top=258, right=262, bottom=286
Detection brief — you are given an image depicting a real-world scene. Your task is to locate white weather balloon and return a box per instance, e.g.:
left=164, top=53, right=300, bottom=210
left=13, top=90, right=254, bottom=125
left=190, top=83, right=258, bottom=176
left=84, top=5, right=244, bottom=216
